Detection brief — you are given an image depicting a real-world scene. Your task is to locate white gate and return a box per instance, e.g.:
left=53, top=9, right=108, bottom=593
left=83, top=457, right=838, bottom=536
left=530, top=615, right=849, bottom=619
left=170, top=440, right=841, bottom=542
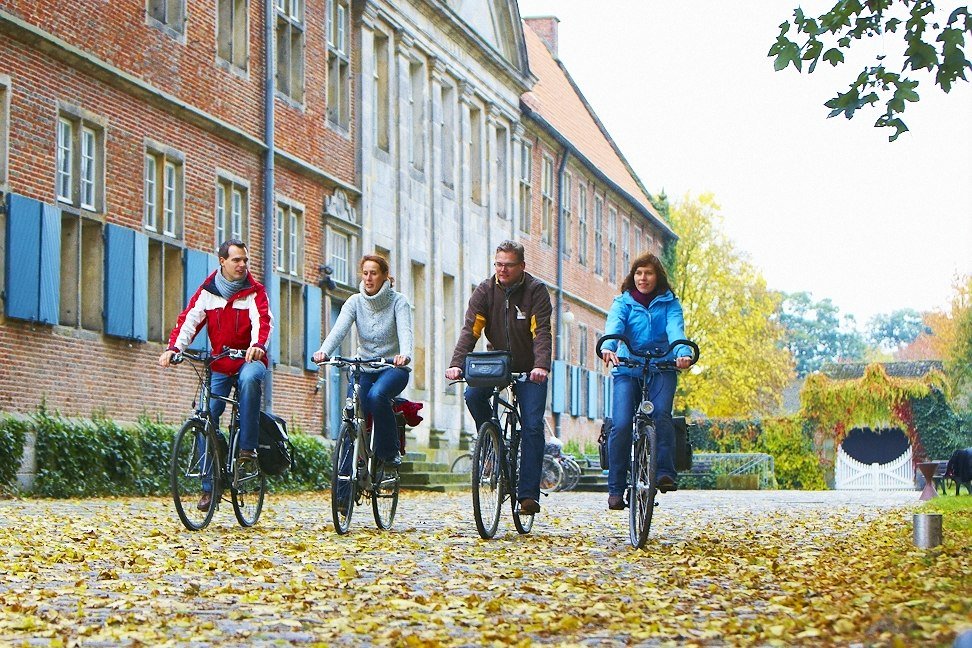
left=835, top=445, right=914, bottom=490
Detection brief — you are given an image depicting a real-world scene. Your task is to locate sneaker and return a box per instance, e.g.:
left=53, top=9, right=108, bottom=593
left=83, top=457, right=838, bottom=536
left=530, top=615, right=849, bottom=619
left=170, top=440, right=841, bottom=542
left=608, top=494, right=626, bottom=510
left=657, top=475, right=678, bottom=493
left=518, top=498, right=541, bottom=515
left=196, top=492, right=213, bottom=511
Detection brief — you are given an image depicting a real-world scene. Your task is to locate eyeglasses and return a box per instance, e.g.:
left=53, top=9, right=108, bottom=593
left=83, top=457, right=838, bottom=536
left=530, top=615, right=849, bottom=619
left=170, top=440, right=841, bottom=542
left=493, top=262, right=522, bottom=269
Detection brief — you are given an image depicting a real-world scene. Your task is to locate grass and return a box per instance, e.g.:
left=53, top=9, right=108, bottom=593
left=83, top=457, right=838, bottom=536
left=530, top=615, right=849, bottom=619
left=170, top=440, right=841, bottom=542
left=921, top=493, right=972, bottom=536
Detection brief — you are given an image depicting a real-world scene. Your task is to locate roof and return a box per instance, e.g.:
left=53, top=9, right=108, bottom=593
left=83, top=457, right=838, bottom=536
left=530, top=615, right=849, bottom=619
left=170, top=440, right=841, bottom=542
left=520, top=22, right=671, bottom=237
left=820, top=361, right=945, bottom=380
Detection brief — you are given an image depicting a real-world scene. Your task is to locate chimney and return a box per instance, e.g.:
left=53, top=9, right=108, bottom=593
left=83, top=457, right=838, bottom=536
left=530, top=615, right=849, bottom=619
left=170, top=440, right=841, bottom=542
left=524, top=16, right=559, bottom=59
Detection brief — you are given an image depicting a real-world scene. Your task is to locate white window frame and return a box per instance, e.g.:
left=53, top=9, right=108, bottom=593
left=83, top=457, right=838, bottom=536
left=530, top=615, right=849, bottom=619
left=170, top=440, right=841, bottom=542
left=541, top=155, right=554, bottom=245
left=518, top=142, right=532, bottom=233
left=328, top=229, right=350, bottom=285
left=144, top=155, right=158, bottom=232
left=56, top=118, right=73, bottom=204
left=215, top=175, right=249, bottom=249
left=275, top=200, right=303, bottom=275
left=578, top=184, right=588, bottom=266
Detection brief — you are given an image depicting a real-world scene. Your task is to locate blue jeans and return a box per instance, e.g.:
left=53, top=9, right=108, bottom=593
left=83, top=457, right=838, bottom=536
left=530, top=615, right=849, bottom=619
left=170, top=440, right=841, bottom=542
left=465, top=379, right=548, bottom=501
left=607, top=371, right=677, bottom=496
left=201, top=361, right=266, bottom=493
left=357, top=367, right=409, bottom=461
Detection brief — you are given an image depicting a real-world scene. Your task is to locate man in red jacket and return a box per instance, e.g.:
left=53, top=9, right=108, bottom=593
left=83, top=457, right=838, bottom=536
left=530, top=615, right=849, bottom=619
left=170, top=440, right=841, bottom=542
left=159, top=239, right=274, bottom=509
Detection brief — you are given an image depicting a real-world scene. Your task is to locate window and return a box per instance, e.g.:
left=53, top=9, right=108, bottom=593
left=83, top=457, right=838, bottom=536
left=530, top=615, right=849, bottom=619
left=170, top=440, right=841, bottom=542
left=148, top=0, right=185, bottom=35
left=326, top=0, right=350, bottom=128
left=328, top=229, right=350, bottom=285
left=621, top=218, right=630, bottom=276
left=147, top=239, right=183, bottom=342
left=470, top=106, right=482, bottom=203
left=578, top=184, right=588, bottom=265
left=561, top=172, right=572, bottom=256
left=217, top=0, right=248, bottom=70
left=374, top=33, right=390, bottom=151
left=144, top=148, right=184, bottom=239
left=518, top=142, right=532, bottom=233
left=541, top=155, right=554, bottom=245
left=409, top=60, right=425, bottom=171
left=411, top=262, right=427, bottom=390
left=579, top=324, right=588, bottom=368
left=60, top=212, right=104, bottom=331
left=495, top=125, right=507, bottom=218
left=277, top=275, right=304, bottom=367
left=608, top=206, right=618, bottom=283
left=441, top=83, right=455, bottom=186
left=594, top=194, right=603, bottom=275
left=0, top=78, right=9, bottom=186
left=56, top=113, right=104, bottom=212
left=442, top=273, right=456, bottom=393
left=275, top=202, right=302, bottom=275
left=276, top=0, right=305, bottom=102
left=215, top=177, right=248, bottom=249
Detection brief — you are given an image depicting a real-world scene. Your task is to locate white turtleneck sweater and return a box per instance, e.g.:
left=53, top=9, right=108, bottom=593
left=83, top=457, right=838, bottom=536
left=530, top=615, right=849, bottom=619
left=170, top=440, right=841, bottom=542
left=316, top=280, right=414, bottom=371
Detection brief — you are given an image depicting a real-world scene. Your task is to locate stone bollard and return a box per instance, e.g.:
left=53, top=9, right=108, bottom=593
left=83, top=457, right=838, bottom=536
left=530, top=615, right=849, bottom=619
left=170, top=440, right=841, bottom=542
left=913, top=513, right=943, bottom=549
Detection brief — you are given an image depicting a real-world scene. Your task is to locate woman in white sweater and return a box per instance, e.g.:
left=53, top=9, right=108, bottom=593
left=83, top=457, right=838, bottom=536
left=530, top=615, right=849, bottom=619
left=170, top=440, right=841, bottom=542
left=313, top=255, right=413, bottom=464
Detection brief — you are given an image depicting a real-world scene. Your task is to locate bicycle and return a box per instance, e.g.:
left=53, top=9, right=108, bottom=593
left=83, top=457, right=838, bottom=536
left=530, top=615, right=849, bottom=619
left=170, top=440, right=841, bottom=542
left=595, top=334, right=699, bottom=549
left=317, top=356, right=404, bottom=534
left=169, top=348, right=267, bottom=531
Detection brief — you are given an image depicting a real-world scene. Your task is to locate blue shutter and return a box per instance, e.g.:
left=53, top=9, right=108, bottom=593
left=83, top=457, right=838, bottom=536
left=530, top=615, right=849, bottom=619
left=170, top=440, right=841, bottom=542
left=4, top=194, right=60, bottom=324
left=587, top=370, right=599, bottom=419
left=183, top=249, right=217, bottom=351
left=104, top=224, right=148, bottom=341
left=268, top=273, right=280, bottom=365
left=570, top=366, right=581, bottom=417
left=551, top=360, right=567, bottom=414
left=304, top=284, right=322, bottom=371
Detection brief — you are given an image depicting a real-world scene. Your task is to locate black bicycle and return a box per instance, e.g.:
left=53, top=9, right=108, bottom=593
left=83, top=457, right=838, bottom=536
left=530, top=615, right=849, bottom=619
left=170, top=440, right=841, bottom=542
left=317, top=356, right=404, bottom=534
left=457, top=373, right=536, bottom=539
left=595, top=335, right=699, bottom=548
left=169, top=348, right=267, bottom=531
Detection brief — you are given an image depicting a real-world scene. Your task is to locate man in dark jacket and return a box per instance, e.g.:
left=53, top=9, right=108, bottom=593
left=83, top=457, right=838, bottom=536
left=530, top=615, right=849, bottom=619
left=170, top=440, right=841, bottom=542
left=446, top=240, right=553, bottom=514
left=158, top=239, right=274, bottom=510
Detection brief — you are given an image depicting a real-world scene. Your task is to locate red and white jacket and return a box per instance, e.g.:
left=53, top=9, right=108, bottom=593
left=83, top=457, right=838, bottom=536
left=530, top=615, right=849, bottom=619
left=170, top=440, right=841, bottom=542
left=167, top=271, right=274, bottom=375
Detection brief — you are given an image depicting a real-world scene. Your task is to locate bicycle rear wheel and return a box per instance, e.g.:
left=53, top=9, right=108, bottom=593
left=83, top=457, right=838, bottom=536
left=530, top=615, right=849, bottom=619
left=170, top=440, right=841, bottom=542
left=472, top=422, right=504, bottom=539
left=629, top=422, right=658, bottom=549
left=510, top=427, right=535, bottom=535
left=171, top=420, right=219, bottom=531
left=372, top=458, right=400, bottom=530
left=331, top=422, right=357, bottom=534
left=231, top=433, right=266, bottom=527
left=451, top=453, right=473, bottom=473
left=561, top=456, right=582, bottom=491
left=540, top=454, right=563, bottom=493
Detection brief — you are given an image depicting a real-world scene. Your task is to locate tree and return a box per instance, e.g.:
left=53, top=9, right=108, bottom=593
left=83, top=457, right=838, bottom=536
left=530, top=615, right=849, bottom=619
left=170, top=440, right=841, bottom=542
left=668, top=193, right=794, bottom=417
left=769, top=1, right=972, bottom=140
left=867, top=308, right=926, bottom=351
left=926, top=274, right=972, bottom=405
left=779, top=292, right=867, bottom=376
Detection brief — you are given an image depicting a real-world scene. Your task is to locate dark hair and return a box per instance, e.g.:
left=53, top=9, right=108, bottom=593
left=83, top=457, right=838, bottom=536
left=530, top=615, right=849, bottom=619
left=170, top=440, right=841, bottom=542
left=360, top=254, right=394, bottom=286
left=495, top=240, right=525, bottom=264
left=218, top=239, right=246, bottom=259
left=620, top=252, right=671, bottom=295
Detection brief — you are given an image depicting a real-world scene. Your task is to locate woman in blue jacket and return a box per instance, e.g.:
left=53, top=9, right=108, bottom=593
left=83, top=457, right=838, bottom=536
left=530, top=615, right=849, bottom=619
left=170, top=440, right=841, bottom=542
left=600, top=252, right=692, bottom=510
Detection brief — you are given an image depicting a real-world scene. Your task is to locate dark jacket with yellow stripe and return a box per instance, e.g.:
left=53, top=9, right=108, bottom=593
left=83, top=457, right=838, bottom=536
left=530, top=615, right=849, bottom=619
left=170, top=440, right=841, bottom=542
left=450, top=272, right=553, bottom=373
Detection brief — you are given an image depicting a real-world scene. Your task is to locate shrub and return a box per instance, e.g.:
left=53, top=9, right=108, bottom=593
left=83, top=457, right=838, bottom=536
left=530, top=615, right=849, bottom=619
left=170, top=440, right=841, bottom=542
left=267, top=430, right=332, bottom=492
left=0, top=416, right=28, bottom=492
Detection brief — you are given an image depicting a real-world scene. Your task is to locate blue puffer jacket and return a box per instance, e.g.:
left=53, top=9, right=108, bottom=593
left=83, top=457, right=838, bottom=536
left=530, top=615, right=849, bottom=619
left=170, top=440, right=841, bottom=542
left=602, top=289, right=691, bottom=376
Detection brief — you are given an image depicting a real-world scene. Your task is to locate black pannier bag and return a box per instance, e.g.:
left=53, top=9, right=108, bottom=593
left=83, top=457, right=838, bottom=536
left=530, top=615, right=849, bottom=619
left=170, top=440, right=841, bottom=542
left=258, top=411, right=294, bottom=476
left=598, top=417, right=612, bottom=471
left=464, top=351, right=512, bottom=388
left=672, top=416, right=693, bottom=473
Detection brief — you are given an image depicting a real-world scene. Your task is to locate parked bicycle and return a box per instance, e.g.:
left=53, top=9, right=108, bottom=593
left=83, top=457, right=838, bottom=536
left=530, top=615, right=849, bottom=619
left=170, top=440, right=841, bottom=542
left=595, top=334, right=699, bottom=548
left=318, top=356, right=404, bottom=534
left=170, top=348, right=267, bottom=531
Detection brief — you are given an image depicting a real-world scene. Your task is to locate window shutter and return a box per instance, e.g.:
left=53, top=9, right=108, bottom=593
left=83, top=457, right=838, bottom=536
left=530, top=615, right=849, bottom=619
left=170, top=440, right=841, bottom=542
left=183, top=249, right=217, bottom=351
left=268, top=273, right=280, bottom=365
left=4, top=194, right=60, bottom=324
left=104, top=223, right=148, bottom=341
left=551, top=360, right=567, bottom=414
left=570, top=365, right=581, bottom=417
left=587, top=369, right=598, bottom=419
left=303, top=283, right=322, bottom=371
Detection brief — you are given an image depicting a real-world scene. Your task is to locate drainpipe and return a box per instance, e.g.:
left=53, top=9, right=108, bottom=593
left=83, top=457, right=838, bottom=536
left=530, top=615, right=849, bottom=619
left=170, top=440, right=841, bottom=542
left=553, top=149, right=569, bottom=439
left=262, top=0, right=276, bottom=409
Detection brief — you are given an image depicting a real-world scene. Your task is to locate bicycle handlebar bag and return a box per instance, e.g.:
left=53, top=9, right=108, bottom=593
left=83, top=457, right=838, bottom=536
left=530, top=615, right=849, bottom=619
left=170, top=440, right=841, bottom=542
left=464, top=351, right=512, bottom=388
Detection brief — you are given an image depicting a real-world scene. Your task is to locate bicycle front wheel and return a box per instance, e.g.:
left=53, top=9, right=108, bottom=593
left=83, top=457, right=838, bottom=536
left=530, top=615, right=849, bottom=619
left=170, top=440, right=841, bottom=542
left=629, top=422, right=658, bottom=549
left=372, top=458, right=400, bottom=530
left=171, top=420, right=219, bottom=531
left=331, top=422, right=357, bottom=534
left=472, top=422, right=504, bottom=539
left=231, top=437, right=266, bottom=528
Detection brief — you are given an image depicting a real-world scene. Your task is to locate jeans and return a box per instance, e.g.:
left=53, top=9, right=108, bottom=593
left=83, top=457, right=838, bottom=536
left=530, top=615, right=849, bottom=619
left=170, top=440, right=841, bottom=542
left=607, top=370, right=677, bottom=497
left=201, top=361, right=266, bottom=493
left=357, top=367, right=409, bottom=461
left=465, top=378, right=548, bottom=501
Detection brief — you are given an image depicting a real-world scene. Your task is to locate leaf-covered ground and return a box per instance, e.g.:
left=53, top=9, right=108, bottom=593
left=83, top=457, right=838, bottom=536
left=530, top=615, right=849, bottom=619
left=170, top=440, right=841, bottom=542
left=0, top=490, right=968, bottom=646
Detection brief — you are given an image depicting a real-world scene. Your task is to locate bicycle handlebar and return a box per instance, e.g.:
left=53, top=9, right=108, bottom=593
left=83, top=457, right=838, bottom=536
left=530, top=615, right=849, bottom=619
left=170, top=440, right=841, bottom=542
left=595, top=334, right=700, bottom=368
left=171, top=347, right=247, bottom=365
left=317, top=356, right=409, bottom=369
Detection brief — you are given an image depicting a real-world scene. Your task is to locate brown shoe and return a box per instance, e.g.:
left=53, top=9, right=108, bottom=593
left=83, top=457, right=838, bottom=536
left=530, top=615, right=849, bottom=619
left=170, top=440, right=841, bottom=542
left=608, top=494, right=626, bottom=510
left=657, top=475, right=678, bottom=493
left=196, top=492, right=213, bottom=511
left=518, top=498, right=541, bottom=515
left=239, top=449, right=258, bottom=460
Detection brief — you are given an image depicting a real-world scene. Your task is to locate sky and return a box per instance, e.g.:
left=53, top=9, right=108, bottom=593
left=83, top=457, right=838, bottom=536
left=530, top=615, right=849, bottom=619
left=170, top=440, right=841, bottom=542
left=517, top=0, right=972, bottom=326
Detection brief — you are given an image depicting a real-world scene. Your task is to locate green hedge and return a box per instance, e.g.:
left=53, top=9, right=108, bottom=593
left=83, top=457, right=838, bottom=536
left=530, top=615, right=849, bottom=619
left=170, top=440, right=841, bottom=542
left=0, top=416, right=28, bottom=492
left=11, top=409, right=332, bottom=498
left=911, top=391, right=972, bottom=460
